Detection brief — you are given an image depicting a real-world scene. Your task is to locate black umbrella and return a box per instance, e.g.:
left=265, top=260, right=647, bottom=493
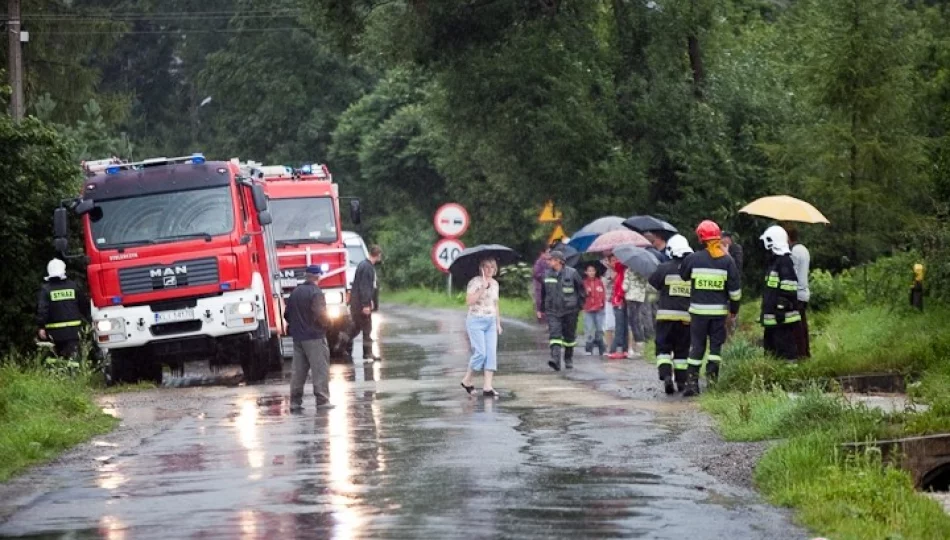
left=449, top=244, right=520, bottom=283
left=554, top=245, right=582, bottom=267
left=576, top=259, right=607, bottom=277
left=623, top=215, right=678, bottom=239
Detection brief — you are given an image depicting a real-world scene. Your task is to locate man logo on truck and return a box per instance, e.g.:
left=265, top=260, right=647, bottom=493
left=150, top=266, right=188, bottom=289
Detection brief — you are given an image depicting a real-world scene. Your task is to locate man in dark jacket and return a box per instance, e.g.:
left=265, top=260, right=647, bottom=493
left=538, top=250, right=586, bottom=371
left=286, top=265, right=333, bottom=411
left=759, top=226, right=802, bottom=361
left=721, top=231, right=744, bottom=276
left=648, top=235, right=693, bottom=394
left=36, top=258, right=89, bottom=358
left=351, top=244, right=383, bottom=361
left=679, top=221, right=742, bottom=397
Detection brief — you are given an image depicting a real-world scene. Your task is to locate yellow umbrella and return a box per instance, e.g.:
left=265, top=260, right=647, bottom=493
left=739, top=195, right=830, bottom=224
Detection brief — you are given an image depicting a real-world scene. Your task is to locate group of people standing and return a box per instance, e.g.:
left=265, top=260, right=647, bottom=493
left=517, top=219, right=812, bottom=398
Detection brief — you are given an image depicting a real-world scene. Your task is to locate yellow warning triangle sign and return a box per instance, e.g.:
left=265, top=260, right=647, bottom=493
left=547, top=224, right=567, bottom=246
left=538, top=200, right=563, bottom=223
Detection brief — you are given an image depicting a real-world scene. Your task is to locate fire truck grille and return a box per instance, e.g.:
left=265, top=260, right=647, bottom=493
left=119, top=257, right=220, bottom=295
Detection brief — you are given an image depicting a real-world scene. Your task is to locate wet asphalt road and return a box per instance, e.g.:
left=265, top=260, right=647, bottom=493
left=0, top=307, right=807, bottom=539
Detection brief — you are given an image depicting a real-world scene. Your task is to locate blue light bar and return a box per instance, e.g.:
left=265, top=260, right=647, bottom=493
left=111, top=296, right=122, bottom=305
left=191, top=154, right=206, bottom=165
left=105, top=166, right=121, bottom=175
left=301, top=164, right=312, bottom=174
left=220, top=283, right=231, bottom=291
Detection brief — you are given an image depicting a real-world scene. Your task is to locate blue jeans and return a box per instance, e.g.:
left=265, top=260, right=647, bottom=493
left=466, top=315, right=498, bottom=371
left=611, top=305, right=628, bottom=352
left=583, top=311, right=605, bottom=350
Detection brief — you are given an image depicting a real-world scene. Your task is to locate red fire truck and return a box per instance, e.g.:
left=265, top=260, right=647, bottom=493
left=249, top=162, right=360, bottom=359
left=52, top=155, right=283, bottom=384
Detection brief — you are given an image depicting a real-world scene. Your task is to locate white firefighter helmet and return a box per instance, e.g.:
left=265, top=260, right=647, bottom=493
left=760, top=225, right=791, bottom=255
left=45, top=258, right=67, bottom=281
left=667, top=234, right=693, bottom=258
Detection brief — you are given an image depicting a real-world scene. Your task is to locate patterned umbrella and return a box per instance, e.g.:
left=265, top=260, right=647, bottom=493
left=568, top=216, right=627, bottom=252
left=586, top=229, right=650, bottom=253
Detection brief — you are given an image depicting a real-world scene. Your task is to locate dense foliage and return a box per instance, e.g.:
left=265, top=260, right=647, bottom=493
left=4, top=0, right=950, bottom=350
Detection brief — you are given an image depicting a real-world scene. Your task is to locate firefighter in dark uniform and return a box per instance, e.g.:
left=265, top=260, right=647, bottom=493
left=537, top=250, right=586, bottom=371
left=648, top=234, right=694, bottom=394
left=35, top=258, right=89, bottom=358
left=760, top=226, right=802, bottom=361
left=679, top=220, right=741, bottom=396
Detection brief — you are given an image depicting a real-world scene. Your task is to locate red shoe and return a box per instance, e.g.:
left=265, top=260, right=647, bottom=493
left=607, top=352, right=627, bottom=360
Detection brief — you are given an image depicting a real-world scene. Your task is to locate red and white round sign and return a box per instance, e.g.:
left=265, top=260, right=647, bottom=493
left=433, top=203, right=470, bottom=238
left=432, top=238, right=465, bottom=274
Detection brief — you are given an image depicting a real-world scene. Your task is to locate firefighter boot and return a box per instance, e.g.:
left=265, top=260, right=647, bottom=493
left=548, top=345, right=562, bottom=372
left=564, top=347, right=574, bottom=370
left=682, top=365, right=702, bottom=397
left=674, top=368, right=688, bottom=393
left=658, top=364, right=675, bottom=395
left=706, top=361, right=721, bottom=384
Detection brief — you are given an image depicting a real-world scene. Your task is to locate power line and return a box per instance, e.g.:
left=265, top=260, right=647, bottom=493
left=1, top=9, right=307, bottom=22
left=30, top=26, right=310, bottom=35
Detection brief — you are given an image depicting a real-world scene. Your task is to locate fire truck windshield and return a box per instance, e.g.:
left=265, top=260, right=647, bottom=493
left=269, top=197, right=338, bottom=245
left=89, top=186, right=235, bottom=249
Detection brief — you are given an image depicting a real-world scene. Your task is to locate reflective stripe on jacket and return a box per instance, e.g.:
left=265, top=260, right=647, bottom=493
left=36, top=278, right=88, bottom=342
left=761, top=254, right=800, bottom=326
left=649, top=259, right=691, bottom=323
left=678, top=250, right=741, bottom=317
left=541, top=266, right=585, bottom=316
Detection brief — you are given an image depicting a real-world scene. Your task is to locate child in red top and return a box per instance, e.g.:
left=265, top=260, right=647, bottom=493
left=608, top=255, right=629, bottom=359
left=583, top=264, right=607, bottom=355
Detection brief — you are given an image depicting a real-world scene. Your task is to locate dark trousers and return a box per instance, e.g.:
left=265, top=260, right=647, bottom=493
left=611, top=305, right=627, bottom=352
left=547, top=311, right=580, bottom=351
left=351, top=308, right=374, bottom=355
left=793, top=301, right=810, bottom=358
left=53, top=340, right=80, bottom=359
left=765, top=323, right=800, bottom=361
left=626, top=301, right=645, bottom=343
left=910, top=283, right=924, bottom=311
left=290, top=338, right=330, bottom=406
left=688, top=315, right=726, bottom=366
left=656, top=320, right=690, bottom=382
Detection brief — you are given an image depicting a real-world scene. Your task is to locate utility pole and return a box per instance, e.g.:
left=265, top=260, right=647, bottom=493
left=7, top=0, right=24, bottom=121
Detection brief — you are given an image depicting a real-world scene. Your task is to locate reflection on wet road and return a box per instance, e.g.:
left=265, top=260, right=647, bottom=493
left=0, top=308, right=804, bottom=539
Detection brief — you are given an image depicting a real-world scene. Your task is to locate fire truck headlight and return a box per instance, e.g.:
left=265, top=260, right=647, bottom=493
left=327, top=304, right=342, bottom=319
left=95, top=318, right=126, bottom=342
left=325, top=291, right=345, bottom=305
left=96, top=320, right=114, bottom=333
left=226, top=301, right=256, bottom=316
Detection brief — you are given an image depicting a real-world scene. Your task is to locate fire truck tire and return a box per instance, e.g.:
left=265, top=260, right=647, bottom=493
left=140, top=357, right=164, bottom=386
left=108, top=350, right=136, bottom=385
left=268, top=335, right=283, bottom=372
left=109, top=349, right=162, bottom=385
left=241, top=326, right=270, bottom=384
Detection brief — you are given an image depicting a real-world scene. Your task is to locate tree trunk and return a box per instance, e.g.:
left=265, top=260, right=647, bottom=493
left=687, top=34, right=705, bottom=100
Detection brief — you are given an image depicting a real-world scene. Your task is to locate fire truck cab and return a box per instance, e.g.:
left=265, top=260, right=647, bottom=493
left=53, top=155, right=283, bottom=384
left=251, top=163, right=360, bottom=359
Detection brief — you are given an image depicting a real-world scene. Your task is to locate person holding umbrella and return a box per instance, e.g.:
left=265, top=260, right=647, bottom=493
left=648, top=235, right=693, bottom=394
left=679, top=220, right=742, bottom=396
left=538, top=250, right=586, bottom=371
left=460, top=258, right=502, bottom=397
left=451, top=244, right=519, bottom=398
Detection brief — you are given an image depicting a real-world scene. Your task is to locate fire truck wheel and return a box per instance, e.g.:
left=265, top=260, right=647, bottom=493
left=267, top=335, right=283, bottom=372
left=241, top=326, right=270, bottom=384
left=108, top=351, right=135, bottom=385
left=140, top=358, right=163, bottom=386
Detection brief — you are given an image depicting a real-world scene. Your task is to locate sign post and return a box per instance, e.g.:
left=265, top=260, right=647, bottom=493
left=433, top=203, right=470, bottom=297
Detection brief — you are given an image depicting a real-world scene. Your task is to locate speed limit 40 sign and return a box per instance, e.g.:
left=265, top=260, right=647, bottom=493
left=432, top=238, right=465, bottom=274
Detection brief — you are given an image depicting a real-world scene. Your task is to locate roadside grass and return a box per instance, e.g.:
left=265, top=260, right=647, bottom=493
left=100, top=381, right=158, bottom=394
left=701, top=302, right=950, bottom=539
left=383, top=288, right=538, bottom=321
left=0, top=362, right=117, bottom=482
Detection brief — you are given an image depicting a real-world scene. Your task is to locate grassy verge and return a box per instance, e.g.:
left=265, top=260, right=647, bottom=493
left=383, top=288, right=538, bottom=321
left=0, top=363, right=118, bottom=482
left=700, top=303, right=950, bottom=539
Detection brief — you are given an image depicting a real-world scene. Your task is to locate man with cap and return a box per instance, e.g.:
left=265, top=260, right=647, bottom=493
left=36, top=258, right=90, bottom=359
left=285, top=264, right=333, bottom=411
left=537, top=249, right=586, bottom=371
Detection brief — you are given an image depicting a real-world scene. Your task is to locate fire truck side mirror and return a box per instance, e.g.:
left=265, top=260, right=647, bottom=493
left=258, top=210, right=273, bottom=226
left=54, top=237, right=69, bottom=254
left=349, top=199, right=362, bottom=225
left=250, top=184, right=268, bottom=212
left=74, top=199, right=95, bottom=215
left=53, top=207, right=69, bottom=239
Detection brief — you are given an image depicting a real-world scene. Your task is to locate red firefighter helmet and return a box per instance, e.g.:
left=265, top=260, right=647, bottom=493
left=695, top=220, right=721, bottom=242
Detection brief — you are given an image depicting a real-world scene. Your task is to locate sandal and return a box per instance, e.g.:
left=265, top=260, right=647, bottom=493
left=483, top=389, right=500, bottom=398
left=460, top=382, right=475, bottom=395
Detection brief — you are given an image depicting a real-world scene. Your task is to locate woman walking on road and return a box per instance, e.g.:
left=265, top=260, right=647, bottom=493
left=461, top=258, right=502, bottom=397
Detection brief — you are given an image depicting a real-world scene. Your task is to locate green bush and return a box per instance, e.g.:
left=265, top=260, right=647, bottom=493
left=497, top=262, right=533, bottom=299
left=808, top=268, right=847, bottom=312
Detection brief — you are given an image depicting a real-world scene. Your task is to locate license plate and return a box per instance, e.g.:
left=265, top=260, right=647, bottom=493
left=154, top=308, right=195, bottom=324
left=280, top=278, right=301, bottom=288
